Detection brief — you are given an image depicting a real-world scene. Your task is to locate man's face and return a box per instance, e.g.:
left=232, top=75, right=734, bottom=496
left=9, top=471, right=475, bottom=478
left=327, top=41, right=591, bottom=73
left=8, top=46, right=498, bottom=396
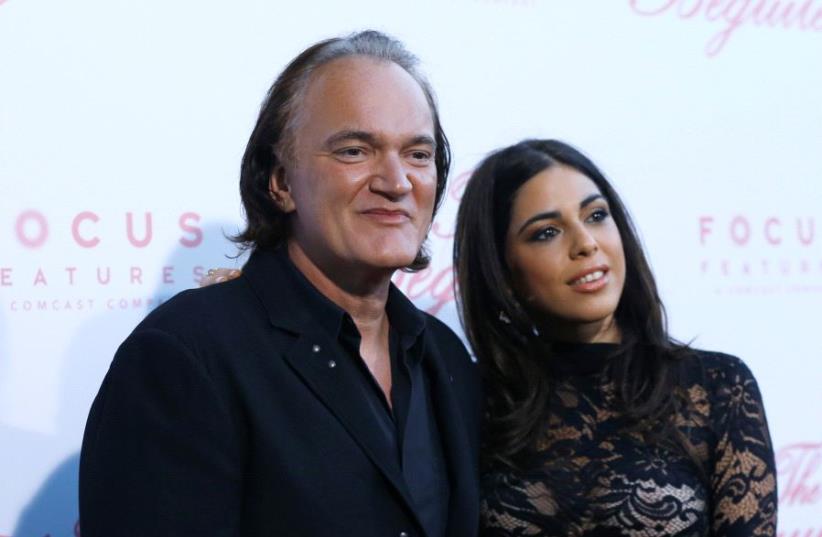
left=276, top=56, right=438, bottom=276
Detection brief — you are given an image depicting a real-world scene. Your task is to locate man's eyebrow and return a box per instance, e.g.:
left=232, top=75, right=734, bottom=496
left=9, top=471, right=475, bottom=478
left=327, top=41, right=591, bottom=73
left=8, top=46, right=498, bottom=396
left=408, top=134, right=436, bottom=149
left=323, top=131, right=437, bottom=150
left=516, top=193, right=605, bottom=236
left=323, top=130, right=378, bottom=149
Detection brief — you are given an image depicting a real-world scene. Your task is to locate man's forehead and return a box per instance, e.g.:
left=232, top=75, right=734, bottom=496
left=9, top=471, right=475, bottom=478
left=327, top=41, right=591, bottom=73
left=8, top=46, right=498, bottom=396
left=308, top=55, right=405, bottom=89
left=295, top=56, right=435, bottom=139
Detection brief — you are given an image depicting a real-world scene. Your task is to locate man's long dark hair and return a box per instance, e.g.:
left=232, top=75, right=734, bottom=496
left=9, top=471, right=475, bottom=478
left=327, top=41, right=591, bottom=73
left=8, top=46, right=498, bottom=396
left=454, top=139, right=700, bottom=473
left=232, top=30, right=450, bottom=271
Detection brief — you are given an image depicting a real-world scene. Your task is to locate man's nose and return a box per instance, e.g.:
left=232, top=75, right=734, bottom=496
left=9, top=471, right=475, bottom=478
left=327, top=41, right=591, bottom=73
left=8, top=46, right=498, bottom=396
left=370, top=153, right=412, bottom=198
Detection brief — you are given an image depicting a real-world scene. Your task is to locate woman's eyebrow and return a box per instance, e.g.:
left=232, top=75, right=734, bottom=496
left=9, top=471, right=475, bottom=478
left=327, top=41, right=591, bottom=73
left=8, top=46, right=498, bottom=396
left=517, top=210, right=561, bottom=236
left=580, top=193, right=604, bottom=209
left=516, top=193, right=605, bottom=236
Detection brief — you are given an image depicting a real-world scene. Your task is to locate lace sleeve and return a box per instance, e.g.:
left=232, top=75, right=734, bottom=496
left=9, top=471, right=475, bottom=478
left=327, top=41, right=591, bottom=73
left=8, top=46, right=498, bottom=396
left=707, top=354, right=777, bottom=536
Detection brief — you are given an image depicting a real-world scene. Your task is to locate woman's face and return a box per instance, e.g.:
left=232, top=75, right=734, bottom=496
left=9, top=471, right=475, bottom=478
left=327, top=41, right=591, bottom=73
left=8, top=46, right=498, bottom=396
left=504, top=164, right=626, bottom=342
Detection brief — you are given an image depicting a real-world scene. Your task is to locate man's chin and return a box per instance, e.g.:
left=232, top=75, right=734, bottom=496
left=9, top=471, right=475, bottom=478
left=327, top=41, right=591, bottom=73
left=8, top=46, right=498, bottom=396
left=355, top=251, right=419, bottom=272
left=372, top=256, right=418, bottom=271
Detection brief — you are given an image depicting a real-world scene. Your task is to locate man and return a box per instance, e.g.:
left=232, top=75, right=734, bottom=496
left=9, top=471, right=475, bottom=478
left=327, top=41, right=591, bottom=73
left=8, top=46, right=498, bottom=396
left=79, top=31, right=481, bottom=537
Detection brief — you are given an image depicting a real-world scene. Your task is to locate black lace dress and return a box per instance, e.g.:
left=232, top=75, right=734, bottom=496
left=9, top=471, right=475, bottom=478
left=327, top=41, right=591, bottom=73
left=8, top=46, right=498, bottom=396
left=480, top=344, right=777, bottom=537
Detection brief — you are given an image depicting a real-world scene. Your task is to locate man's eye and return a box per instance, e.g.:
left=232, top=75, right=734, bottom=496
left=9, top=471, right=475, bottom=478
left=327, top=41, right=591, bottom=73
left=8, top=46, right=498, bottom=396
left=530, top=227, right=559, bottom=242
left=335, top=147, right=367, bottom=160
left=410, top=150, right=432, bottom=161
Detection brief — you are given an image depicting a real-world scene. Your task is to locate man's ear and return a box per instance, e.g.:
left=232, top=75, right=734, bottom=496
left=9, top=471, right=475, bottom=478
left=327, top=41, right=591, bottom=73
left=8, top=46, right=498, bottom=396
left=269, top=166, right=296, bottom=213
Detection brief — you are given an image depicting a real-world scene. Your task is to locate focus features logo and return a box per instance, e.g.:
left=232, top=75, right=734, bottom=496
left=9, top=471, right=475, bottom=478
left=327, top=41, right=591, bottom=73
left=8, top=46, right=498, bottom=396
left=3, top=210, right=209, bottom=313
left=698, top=214, right=821, bottom=294
left=13, top=210, right=202, bottom=250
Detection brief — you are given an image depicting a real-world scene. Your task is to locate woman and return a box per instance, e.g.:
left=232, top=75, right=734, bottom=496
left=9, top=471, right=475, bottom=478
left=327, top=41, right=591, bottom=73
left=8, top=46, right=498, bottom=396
left=454, top=139, right=776, bottom=536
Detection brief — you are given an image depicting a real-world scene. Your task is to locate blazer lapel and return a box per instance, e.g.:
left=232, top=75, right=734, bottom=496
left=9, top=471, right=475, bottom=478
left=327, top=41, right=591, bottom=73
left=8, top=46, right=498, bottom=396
left=425, top=344, right=480, bottom=537
left=242, top=248, right=431, bottom=533
left=280, top=331, right=425, bottom=529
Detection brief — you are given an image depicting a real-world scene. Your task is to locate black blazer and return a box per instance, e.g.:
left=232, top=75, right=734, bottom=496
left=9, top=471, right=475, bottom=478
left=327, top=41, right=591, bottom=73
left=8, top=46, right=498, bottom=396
left=80, top=249, right=481, bottom=537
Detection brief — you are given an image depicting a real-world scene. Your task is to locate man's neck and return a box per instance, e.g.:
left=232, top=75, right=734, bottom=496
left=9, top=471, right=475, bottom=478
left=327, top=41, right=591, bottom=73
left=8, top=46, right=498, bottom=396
left=286, top=240, right=392, bottom=333
left=287, top=240, right=395, bottom=403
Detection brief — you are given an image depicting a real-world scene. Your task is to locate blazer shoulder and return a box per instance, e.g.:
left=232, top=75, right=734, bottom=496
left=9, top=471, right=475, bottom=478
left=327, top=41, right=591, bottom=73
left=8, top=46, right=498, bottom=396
left=127, top=277, right=269, bottom=360
left=137, top=278, right=256, bottom=331
left=424, top=313, right=466, bottom=347
left=423, top=313, right=476, bottom=368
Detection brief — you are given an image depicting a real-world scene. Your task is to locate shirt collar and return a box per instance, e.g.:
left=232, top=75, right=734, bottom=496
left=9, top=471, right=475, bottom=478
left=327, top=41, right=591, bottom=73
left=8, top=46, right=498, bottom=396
left=242, top=247, right=426, bottom=345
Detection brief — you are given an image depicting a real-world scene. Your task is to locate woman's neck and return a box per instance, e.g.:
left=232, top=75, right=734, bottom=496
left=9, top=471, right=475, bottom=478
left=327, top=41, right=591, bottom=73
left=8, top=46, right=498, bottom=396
left=538, top=314, right=621, bottom=344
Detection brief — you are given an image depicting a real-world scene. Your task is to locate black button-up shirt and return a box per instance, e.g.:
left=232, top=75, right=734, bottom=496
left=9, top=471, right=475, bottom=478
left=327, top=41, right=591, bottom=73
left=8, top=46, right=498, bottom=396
left=283, top=253, right=450, bottom=537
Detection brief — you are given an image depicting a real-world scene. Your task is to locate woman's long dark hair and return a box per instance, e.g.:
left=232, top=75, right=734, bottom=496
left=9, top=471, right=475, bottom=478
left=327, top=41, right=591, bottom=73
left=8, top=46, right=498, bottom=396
left=454, top=139, right=699, bottom=473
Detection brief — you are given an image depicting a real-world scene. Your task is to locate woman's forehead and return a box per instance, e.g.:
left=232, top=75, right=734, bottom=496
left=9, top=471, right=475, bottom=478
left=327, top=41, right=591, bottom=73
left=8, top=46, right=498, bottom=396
left=512, top=166, right=602, bottom=213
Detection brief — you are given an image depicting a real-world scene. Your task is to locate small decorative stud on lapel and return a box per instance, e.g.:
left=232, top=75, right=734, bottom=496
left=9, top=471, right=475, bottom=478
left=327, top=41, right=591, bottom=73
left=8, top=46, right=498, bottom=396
left=312, top=344, right=321, bottom=353
left=327, top=360, right=337, bottom=368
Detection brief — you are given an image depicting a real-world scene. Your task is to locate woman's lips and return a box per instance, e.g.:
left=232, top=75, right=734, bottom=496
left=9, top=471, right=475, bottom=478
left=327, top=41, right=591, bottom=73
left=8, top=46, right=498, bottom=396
left=568, top=267, right=609, bottom=292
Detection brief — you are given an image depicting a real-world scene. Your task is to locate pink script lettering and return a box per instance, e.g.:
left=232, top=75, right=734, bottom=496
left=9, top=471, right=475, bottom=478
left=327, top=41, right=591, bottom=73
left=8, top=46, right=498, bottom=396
left=629, top=0, right=822, bottom=56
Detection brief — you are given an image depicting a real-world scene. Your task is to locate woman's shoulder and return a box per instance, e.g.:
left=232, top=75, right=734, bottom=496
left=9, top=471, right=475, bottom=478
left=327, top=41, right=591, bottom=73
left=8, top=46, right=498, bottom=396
left=677, top=347, right=758, bottom=387
left=675, top=347, right=767, bottom=427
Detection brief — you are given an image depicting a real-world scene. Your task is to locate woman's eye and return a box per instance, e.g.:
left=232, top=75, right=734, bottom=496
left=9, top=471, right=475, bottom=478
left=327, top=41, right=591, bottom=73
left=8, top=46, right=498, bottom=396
left=530, top=227, right=560, bottom=242
left=587, top=208, right=609, bottom=223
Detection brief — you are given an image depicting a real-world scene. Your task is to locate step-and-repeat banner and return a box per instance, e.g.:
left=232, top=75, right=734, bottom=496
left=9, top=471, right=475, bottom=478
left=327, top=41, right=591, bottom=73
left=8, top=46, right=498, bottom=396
left=1, top=1, right=820, bottom=535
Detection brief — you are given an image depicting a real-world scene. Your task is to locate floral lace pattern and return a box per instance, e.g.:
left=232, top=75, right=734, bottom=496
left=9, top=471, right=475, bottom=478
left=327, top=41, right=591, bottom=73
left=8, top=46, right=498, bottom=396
left=480, top=350, right=777, bottom=537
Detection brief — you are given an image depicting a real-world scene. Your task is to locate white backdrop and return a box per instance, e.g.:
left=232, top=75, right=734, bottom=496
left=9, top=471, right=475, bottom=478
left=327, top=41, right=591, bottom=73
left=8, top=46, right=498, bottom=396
left=1, top=0, right=821, bottom=535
